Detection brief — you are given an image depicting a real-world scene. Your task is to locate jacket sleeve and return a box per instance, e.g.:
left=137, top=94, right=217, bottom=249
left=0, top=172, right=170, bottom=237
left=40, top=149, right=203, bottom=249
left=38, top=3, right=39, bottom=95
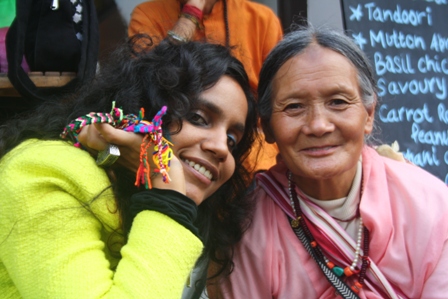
left=0, top=140, right=203, bottom=298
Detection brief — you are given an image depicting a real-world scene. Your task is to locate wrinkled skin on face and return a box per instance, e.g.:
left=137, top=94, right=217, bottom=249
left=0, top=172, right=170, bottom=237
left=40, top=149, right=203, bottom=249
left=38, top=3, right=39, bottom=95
left=264, top=44, right=375, bottom=200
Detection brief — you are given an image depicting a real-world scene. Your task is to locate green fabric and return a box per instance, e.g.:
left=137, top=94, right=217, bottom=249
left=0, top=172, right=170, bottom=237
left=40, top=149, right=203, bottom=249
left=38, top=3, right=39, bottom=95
left=0, top=139, right=203, bottom=298
left=0, top=0, right=15, bottom=28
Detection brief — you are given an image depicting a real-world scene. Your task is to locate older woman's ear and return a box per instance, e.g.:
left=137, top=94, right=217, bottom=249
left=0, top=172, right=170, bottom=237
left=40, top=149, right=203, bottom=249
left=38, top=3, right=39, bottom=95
left=364, top=98, right=377, bottom=135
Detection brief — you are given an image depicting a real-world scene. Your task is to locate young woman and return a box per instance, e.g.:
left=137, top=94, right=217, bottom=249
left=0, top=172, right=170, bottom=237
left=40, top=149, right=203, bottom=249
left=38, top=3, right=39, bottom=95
left=129, top=0, right=283, bottom=172
left=0, top=36, right=258, bottom=298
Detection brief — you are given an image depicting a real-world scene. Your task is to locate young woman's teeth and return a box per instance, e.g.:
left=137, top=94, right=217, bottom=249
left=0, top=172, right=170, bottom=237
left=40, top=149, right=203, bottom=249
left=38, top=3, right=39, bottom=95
left=185, top=159, right=213, bottom=180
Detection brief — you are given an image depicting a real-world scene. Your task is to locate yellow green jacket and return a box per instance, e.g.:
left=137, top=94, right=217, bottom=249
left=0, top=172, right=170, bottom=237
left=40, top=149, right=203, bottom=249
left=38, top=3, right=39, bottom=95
left=0, top=139, right=203, bottom=298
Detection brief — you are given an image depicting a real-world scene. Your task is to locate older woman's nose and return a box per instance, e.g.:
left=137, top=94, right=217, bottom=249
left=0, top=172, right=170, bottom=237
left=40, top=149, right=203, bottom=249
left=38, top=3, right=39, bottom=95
left=301, top=106, right=334, bottom=137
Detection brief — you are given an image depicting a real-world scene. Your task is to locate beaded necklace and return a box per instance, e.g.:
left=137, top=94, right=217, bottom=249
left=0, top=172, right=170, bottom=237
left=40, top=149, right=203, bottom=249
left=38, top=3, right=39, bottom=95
left=60, top=102, right=173, bottom=189
left=287, top=171, right=370, bottom=294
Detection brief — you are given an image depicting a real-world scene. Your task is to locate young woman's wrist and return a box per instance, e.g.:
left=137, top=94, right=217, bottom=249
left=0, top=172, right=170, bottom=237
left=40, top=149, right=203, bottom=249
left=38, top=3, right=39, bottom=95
left=124, top=189, right=200, bottom=239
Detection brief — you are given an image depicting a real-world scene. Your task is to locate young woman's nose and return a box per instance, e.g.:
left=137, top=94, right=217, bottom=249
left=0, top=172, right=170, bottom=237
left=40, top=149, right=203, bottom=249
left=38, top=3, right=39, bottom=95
left=201, top=129, right=229, bottom=161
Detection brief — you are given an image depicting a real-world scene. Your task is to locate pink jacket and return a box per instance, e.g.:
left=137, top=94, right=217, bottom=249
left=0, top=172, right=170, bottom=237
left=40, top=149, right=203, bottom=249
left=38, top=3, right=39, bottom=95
left=221, top=146, right=448, bottom=298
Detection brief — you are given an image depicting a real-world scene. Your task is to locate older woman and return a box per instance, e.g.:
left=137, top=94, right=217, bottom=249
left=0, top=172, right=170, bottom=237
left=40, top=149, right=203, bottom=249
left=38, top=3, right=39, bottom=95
left=218, top=26, right=448, bottom=299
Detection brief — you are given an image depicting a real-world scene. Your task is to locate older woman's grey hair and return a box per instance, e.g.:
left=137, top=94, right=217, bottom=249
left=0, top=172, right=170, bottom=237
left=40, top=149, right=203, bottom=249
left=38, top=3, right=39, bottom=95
left=258, top=25, right=378, bottom=124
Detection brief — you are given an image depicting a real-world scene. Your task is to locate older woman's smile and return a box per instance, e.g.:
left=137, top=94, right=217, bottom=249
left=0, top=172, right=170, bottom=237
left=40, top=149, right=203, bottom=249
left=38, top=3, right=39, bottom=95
left=301, top=145, right=338, bottom=155
left=266, top=43, right=375, bottom=199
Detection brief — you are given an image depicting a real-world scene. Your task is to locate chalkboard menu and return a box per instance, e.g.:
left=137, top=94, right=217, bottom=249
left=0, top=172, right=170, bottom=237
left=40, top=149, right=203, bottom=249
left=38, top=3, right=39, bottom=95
left=341, top=0, right=448, bottom=183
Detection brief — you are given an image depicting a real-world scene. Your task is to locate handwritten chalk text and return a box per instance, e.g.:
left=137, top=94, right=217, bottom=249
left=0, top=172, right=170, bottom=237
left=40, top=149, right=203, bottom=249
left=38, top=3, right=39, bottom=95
left=374, top=52, right=415, bottom=75
left=365, top=3, right=433, bottom=26
left=377, top=77, right=447, bottom=100
left=404, top=146, right=440, bottom=167
left=379, top=103, right=433, bottom=124
left=430, top=33, right=448, bottom=53
left=417, top=54, right=448, bottom=74
left=423, top=0, right=446, bottom=5
left=370, top=30, right=426, bottom=50
left=411, top=123, right=448, bottom=146
left=438, top=103, right=448, bottom=124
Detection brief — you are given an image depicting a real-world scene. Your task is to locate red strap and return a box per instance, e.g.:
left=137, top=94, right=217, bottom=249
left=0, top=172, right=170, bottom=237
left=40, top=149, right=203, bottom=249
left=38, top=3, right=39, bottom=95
left=182, top=4, right=203, bottom=21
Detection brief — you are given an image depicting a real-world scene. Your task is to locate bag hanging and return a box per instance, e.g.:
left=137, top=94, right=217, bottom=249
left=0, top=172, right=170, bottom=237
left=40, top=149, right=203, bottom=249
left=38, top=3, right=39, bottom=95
left=6, top=0, right=99, bottom=102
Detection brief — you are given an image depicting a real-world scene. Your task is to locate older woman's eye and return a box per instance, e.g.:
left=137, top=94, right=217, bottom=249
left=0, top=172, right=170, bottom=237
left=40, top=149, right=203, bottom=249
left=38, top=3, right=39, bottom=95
left=330, top=99, right=349, bottom=106
left=284, top=103, right=303, bottom=110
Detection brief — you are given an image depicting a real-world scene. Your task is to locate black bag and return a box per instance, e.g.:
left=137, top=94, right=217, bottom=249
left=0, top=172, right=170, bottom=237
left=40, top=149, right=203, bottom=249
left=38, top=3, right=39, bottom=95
left=6, top=0, right=99, bottom=102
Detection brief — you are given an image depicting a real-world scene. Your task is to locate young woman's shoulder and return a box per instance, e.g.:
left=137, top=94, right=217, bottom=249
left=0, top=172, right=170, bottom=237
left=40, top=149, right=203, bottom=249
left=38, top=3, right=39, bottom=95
left=0, top=139, right=112, bottom=211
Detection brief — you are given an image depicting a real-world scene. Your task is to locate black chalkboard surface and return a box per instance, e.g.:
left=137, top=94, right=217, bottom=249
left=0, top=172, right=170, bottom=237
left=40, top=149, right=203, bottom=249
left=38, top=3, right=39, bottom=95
left=340, top=0, right=448, bottom=184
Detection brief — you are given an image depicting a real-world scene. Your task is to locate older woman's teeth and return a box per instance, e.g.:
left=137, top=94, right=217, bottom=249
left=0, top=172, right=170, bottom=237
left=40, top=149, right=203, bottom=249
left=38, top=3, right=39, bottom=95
left=185, top=159, right=213, bottom=180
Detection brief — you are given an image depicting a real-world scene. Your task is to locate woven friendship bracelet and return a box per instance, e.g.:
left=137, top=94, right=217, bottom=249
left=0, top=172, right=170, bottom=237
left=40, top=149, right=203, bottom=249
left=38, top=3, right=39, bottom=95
left=60, top=112, right=115, bottom=148
left=61, top=102, right=173, bottom=189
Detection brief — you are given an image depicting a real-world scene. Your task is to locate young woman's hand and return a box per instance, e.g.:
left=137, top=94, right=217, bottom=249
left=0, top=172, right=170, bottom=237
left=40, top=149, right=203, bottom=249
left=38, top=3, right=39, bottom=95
left=151, top=153, right=186, bottom=196
left=77, top=124, right=186, bottom=196
left=78, top=123, right=142, bottom=172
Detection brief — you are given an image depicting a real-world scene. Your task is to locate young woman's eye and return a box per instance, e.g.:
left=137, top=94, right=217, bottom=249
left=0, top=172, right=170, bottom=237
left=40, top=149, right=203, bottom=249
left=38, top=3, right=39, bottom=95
left=227, top=134, right=237, bottom=151
left=188, top=112, right=207, bottom=126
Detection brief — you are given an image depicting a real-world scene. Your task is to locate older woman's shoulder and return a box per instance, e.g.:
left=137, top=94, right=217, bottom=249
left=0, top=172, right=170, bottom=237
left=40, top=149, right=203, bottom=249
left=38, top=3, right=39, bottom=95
left=364, top=146, right=447, bottom=194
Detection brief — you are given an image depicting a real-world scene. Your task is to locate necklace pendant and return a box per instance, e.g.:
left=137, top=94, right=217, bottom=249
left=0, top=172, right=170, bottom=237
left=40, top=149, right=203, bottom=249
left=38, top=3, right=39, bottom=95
left=332, top=266, right=344, bottom=277
left=291, top=216, right=301, bottom=228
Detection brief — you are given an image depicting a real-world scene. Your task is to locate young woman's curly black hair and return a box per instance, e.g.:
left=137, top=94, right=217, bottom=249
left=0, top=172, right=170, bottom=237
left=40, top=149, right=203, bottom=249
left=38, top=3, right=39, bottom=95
left=0, top=34, right=259, bottom=281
